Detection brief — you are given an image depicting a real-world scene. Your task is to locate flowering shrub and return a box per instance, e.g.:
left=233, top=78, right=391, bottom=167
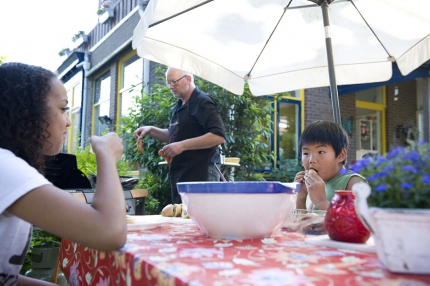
left=351, top=141, right=430, bottom=209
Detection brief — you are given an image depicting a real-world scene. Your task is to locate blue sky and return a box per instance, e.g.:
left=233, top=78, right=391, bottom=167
left=0, top=0, right=99, bottom=71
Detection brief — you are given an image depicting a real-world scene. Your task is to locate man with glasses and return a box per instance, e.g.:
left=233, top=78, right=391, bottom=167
left=134, top=67, right=226, bottom=203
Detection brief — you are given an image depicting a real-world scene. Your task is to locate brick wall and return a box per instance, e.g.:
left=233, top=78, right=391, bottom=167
left=339, top=94, right=357, bottom=165
left=385, top=80, right=417, bottom=150
left=304, top=87, right=358, bottom=164
left=304, top=87, right=333, bottom=126
left=109, top=62, right=119, bottom=132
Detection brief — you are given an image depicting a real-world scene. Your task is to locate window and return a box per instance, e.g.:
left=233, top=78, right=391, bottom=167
left=62, top=73, right=82, bottom=153
left=260, top=91, right=303, bottom=169
left=93, top=71, right=111, bottom=136
left=356, top=110, right=382, bottom=159
left=277, top=99, right=300, bottom=161
left=119, top=54, right=143, bottom=118
left=356, top=87, right=383, bottom=104
left=355, top=86, right=386, bottom=158
left=117, top=53, right=144, bottom=157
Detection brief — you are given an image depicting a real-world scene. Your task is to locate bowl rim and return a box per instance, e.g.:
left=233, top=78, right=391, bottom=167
left=177, top=181, right=298, bottom=194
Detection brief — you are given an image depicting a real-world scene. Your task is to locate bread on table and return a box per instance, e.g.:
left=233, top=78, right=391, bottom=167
left=161, top=204, right=182, bottom=217
left=126, top=216, right=138, bottom=224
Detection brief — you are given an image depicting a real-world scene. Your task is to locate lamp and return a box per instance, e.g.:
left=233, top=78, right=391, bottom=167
left=98, top=115, right=113, bottom=125
left=394, top=86, right=399, bottom=101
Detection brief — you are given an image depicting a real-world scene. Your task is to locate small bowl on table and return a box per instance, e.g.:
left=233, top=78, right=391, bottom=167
left=282, top=209, right=327, bottom=235
left=177, top=181, right=299, bottom=240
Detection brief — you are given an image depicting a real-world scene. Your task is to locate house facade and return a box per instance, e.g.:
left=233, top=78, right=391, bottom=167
left=57, top=0, right=430, bottom=169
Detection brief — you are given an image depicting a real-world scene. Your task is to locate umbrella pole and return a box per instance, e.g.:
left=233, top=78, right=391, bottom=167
left=320, top=0, right=341, bottom=124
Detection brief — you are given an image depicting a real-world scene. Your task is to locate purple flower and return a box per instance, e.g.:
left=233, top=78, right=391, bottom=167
left=400, top=182, right=414, bottom=189
left=387, top=147, right=405, bottom=159
left=421, top=174, right=430, bottom=184
left=356, top=141, right=430, bottom=208
left=403, top=151, right=421, bottom=161
left=375, top=156, right=387, bottom=166
left=367, top=172, right=390, bottom=181
left=382, top=165, right=395, bottom=172
left=375, top=184, right=387, bottom=192
left=401, top=165, right=418, bottom=173
left=351, top=158, right=372, bottom=172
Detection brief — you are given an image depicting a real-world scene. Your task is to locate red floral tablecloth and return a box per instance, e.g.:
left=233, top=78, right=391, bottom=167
left=59, top=219, right=430, bottom=286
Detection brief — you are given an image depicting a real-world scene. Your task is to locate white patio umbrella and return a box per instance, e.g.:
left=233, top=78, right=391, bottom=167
left=132, top=0, right=430, bottom=123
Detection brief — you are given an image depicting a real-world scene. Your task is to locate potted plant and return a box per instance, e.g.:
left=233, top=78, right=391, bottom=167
left=97, top=1, right=114, bottom=24
left=58, top=48, right=71, bottom=57
left=70, top=31, right=88, bottom=49
left=351, top=140, right=430, bottom=274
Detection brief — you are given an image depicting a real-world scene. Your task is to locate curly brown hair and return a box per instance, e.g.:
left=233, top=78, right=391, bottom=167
left=0, top=62, right=57, bottom=173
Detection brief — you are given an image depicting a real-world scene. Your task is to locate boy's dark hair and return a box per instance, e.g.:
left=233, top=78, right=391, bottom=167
left=299, top=120, right=349, bottom=164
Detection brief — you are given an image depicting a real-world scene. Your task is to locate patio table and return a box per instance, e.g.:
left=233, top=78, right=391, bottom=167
left=59, top=216, right=430, bottom=285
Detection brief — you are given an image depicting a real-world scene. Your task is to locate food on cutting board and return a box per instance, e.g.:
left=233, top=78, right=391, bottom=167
left=302, top=222, right=325, bottom=235
left=161, top=203, right=190, bottom=218
left=282, top=210, right=327, bottom=235
left=158, top=149, right=172, bottom=164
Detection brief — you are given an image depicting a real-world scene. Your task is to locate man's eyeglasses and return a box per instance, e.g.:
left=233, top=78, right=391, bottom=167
left=166, top=75, right=187, bottom=86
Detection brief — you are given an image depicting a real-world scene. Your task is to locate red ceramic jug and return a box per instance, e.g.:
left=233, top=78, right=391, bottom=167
left=324, top=190, right=370, bottom=243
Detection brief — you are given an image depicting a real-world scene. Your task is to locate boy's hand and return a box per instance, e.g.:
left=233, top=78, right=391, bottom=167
left=304, top=171, right=329, bottom=210
left=294, top=171, right=308, bottom=208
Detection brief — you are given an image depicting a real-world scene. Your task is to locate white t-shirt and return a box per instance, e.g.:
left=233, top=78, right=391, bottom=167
left=0, top=148, right=51, bottom=285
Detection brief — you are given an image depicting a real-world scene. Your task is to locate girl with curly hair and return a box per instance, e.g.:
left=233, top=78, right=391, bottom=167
left=0, top=63, right=127, bottom=285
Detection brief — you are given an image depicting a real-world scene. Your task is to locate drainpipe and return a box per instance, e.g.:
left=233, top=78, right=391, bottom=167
left=423, top=76, right=430, bottom=142
left=143, top=59, right=150, bottom=94
left=138, top=0, right=149, bottom=17
left=76, top=52, right=91, bottom=148
left=139, top=0, right=150, bottom=94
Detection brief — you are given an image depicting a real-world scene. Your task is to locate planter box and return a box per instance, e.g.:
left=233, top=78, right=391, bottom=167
left=370, top=209, right=430, bottom=274
left=98, top=8, right=114, bottom=24
left=353, top=182, right=430, bottom=274
left=70, top=35, right=88, bottom=50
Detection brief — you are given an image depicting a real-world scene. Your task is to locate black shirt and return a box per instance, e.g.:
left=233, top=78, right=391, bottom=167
left=168, top=87, right=226, bottom=203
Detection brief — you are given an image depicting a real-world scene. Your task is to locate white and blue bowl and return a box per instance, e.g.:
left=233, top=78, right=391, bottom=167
left=177, top=181, right=299, bottom=239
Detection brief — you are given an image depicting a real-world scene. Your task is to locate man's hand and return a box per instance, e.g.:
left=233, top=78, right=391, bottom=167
left=161, top=142, right=185, bottom=159
left=133, top=126, right=152, bottom=140
left=133, top=126, right=170, bottom=143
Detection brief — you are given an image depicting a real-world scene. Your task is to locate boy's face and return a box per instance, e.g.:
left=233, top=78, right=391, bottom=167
left=301, top=143, right=347, bottom=181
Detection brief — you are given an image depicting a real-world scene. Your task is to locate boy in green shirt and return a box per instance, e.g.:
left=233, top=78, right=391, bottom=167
left=294, top=120, right=366, bottom=210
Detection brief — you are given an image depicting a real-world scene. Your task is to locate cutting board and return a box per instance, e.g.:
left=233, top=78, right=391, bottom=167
left=305, top=235, right=376, bottom=253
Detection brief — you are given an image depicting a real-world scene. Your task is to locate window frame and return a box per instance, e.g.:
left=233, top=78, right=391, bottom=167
left=92, top=69, right=111, bottom=136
